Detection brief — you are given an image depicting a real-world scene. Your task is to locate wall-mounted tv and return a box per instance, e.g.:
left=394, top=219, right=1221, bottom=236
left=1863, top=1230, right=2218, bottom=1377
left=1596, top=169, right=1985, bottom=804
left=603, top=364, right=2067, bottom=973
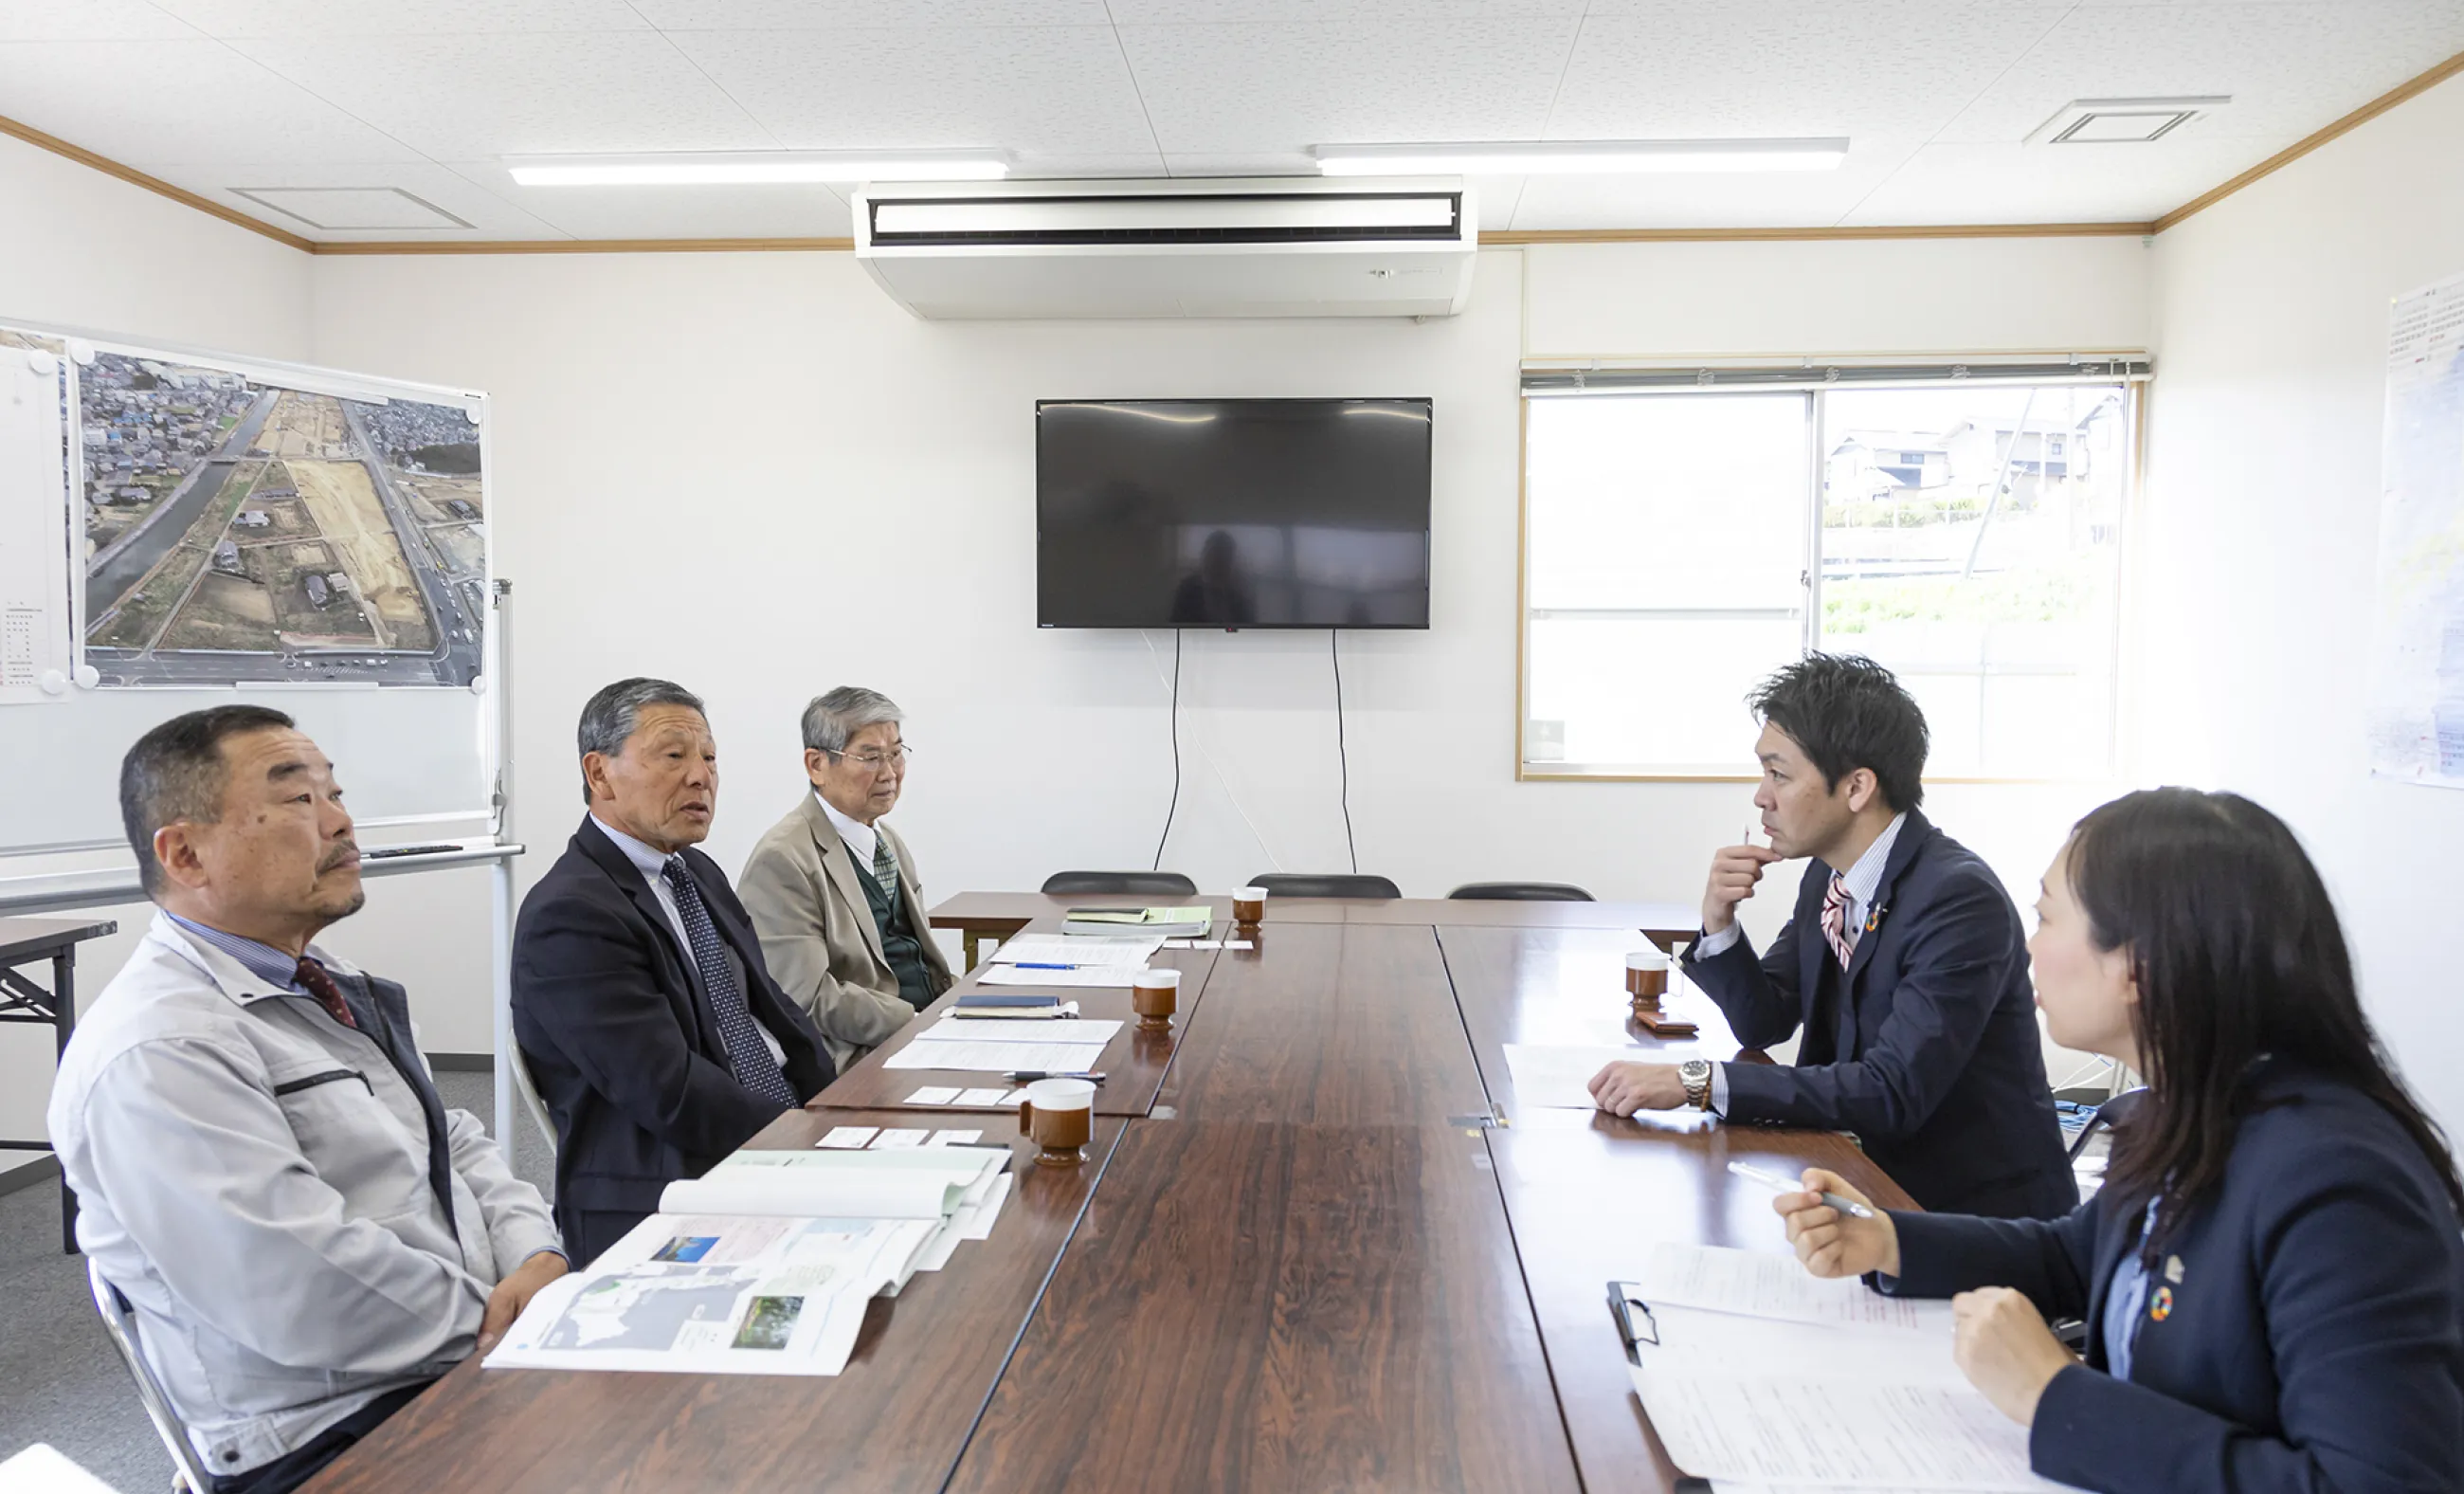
left=1036, top=397, right=1433, bottom=629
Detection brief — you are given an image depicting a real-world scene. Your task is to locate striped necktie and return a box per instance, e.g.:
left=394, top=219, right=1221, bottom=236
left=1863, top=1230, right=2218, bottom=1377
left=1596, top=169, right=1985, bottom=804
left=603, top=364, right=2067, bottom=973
left=661, top=857, right=797, bottom=1108
left=872, top=828, right=901, bottom=902
left=1820, top=870, right=1856, bottom=969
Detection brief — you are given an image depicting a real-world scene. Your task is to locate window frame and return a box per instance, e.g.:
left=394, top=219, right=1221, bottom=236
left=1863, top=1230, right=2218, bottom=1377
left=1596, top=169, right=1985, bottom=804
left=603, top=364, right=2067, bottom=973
left=1514, top=363, right=2147, bottom=785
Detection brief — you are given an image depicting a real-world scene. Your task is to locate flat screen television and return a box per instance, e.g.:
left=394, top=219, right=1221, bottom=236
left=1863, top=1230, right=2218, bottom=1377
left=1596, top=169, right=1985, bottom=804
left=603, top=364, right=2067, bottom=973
left=1036, top=397, right=1433, bottom=629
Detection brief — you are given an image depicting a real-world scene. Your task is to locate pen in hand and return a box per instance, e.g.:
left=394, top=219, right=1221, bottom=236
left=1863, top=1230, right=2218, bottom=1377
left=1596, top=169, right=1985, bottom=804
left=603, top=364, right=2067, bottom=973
left=1727, top=1160, right=1875, bottom=1219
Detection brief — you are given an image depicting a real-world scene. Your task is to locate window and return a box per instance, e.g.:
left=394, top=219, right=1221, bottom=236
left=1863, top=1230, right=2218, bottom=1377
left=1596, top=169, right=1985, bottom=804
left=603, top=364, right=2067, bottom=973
left=1521, top=367, right=2139, bottom=779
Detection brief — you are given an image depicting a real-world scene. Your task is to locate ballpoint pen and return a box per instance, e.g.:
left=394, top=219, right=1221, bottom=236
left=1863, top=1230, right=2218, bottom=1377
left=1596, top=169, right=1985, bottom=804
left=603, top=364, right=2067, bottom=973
left=1727, top=1159, right=1876, bottom=1219
left=1004, top=1070, right=1106, bottom=1084
left=1011, top=962, right=1079, bottom=970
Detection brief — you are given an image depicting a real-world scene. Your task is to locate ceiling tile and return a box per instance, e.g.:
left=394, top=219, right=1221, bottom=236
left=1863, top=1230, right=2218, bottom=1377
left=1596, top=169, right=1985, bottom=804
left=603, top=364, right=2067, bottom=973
left=1117, top=17, right=1581, bottom=155
left=1934, top=3, right=2464, bottom=143
left=634, top=1, right=1113, bottom=24
left=1841, top=135, right=2278, bottom=223
left=150, top=0, right=653, bottom=37
left=672, top=26, right=1157, bottom=155
left=448, top=161, right=857, bottom=239
left=0, top=2, right=202, bottom=42
left=1504, top=137, right=1927, bottom=230
left=1550, top=3, right=2074, bottom=140
left=229, top=31, right=777, bottom=159
left=0, top=39, right=423, bottom=169
left=179, top=158, right=566, bottom=238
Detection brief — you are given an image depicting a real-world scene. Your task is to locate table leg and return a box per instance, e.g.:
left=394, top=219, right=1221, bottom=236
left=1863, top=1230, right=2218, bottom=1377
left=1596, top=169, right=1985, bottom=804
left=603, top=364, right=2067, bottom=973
left=53, top=948, right=78, bottom=1255
left=964, top=929, right=984, bottom=972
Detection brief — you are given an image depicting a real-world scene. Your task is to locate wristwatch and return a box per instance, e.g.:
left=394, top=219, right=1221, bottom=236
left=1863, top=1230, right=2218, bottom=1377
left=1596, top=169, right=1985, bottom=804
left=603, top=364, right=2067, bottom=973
left=1678, top=1058, right=1714, bottom=1111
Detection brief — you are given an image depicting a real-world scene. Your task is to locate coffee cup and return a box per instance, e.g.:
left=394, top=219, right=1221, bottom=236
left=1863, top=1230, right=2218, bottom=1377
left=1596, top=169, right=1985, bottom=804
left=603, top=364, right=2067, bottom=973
left=1132, top=966, right=1180, bottom=1031
left=1233, top=885, right=1268, bottom=926
left=1626, top=949, right=1670, bottom=1008
left=1016, top=1077, right=1095, bottom=1167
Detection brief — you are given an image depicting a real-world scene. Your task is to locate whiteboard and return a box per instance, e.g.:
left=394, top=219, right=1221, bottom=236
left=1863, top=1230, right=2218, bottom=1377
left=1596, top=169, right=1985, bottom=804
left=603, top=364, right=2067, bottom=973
left=0, top=319, right=496, bottom=855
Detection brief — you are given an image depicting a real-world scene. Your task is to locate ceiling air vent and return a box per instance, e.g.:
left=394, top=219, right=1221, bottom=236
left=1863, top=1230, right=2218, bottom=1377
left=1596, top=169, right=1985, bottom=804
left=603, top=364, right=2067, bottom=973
left=231, top=188, right=472, bottom=231
left=2027, top=97, right=2230, bottom=145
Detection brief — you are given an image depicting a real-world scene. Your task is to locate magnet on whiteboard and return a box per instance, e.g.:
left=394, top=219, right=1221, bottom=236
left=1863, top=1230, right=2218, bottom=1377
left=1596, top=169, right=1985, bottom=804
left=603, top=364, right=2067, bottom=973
left=26, top=349, right=57, bottom=376
left=463, top=402, right=482, bottom=424
left=65, top=339, right=95, bottom=366
left=39, top=668, right=66, bottom=695
left=469, top=673, right=488, bottom=696
left=73, top=663, right=100, bottom=689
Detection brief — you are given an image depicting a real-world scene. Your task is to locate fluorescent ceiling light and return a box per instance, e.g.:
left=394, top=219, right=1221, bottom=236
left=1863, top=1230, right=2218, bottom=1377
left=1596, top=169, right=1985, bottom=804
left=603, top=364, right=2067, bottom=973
left=1312, top=139, right=1848, bottom=175
left=504, top=152, right=1009, bottom=187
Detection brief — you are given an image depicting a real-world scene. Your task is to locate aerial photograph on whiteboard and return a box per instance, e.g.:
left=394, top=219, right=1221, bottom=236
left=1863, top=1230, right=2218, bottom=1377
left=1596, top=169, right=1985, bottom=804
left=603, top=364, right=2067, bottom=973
left=78, top=352, right=485, bottom=686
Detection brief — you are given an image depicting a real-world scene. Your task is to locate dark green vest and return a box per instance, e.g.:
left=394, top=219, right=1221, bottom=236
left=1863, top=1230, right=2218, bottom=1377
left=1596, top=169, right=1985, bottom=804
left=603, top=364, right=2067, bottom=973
left=848, top=843, right=934, bottom=1011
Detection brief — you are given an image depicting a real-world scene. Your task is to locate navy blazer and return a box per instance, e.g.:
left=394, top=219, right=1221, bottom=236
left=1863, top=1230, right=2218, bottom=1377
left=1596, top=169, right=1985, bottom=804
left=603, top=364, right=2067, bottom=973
left=1887, top=1065, right=2464, bottom=1494
left=1686, top=810, right=2074, bottom=1218
left=512, top=816, right=835, bottom=1266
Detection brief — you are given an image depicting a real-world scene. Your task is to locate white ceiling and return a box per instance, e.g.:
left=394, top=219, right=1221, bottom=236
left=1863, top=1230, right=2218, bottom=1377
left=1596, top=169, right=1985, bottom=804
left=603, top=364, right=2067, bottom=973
left=1, top=0, right=2459, bottom=243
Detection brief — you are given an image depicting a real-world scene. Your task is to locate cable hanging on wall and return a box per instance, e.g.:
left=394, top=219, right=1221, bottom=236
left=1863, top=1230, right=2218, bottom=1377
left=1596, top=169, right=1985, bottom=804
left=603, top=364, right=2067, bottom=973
left=1152, top=628, right=1182, bottom=872
left=1332, top=628, right=1358, bottom=875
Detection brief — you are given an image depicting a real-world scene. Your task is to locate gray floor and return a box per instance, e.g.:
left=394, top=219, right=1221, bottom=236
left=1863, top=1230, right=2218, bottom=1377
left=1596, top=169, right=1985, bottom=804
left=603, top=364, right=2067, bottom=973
left=0, top=1070, right=551, bottom=1491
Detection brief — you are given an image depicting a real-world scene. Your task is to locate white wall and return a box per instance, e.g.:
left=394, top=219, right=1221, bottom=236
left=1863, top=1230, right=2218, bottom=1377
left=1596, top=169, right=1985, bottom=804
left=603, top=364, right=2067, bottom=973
left=2143, top=72, right=2464, bottom=1133
left=309, top=235, right=2151, bottom=1071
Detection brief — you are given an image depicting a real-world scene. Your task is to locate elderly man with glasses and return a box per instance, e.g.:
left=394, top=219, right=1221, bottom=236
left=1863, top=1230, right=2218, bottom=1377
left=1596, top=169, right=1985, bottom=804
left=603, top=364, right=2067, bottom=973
left=739, top=686, right=953, bottom=1068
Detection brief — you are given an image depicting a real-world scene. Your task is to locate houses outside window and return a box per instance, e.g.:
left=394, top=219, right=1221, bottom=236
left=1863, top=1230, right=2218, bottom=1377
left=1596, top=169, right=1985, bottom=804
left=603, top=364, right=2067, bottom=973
left=1521, top=368, right=2140, bottom=779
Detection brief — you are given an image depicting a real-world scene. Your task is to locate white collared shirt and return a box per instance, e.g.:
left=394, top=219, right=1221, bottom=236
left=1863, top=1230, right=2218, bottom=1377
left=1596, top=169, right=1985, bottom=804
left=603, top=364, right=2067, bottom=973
left=589, top=814, right=786, bottom=1064
left=813, top=791, right=879, bottom=873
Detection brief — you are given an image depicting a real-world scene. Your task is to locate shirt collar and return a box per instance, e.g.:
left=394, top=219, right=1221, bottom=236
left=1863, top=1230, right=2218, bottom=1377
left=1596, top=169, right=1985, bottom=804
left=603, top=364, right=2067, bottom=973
left=154, top=909, right=359, bottom=1006
left=591, top=812, right=681, bottom=883
left=165, top=911, right=309, bottom=993
left=1836, top=811, right=1909, bottom=912
left=813, top=791, right=878, bottom=865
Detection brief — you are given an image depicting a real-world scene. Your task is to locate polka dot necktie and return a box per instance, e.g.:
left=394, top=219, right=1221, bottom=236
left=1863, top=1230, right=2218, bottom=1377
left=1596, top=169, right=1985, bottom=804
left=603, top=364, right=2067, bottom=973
left=661, top=857, right=797, bottom=1108
left=294, top=955, right=357, bottom=1029
left=1820, top=870, right=1856, bottom=970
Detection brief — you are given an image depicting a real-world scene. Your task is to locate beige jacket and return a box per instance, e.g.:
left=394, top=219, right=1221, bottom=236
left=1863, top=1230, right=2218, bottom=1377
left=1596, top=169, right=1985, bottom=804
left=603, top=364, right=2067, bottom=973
left=737, top=793, right=954, bottom=1069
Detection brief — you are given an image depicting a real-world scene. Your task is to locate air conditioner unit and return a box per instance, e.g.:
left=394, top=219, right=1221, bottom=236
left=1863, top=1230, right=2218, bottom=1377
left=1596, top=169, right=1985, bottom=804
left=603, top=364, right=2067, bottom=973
left=851, top=177, right=1477, bottom=320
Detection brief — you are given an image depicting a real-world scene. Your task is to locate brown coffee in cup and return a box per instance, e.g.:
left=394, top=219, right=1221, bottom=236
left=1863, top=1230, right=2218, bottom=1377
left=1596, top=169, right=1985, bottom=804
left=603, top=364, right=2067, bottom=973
left=1626, top=949, right=1670, bottom=1006
left=1132, top=966, right=1180, bottom=1031
left=1017, top=1078, right=1095, bottom=1167
left=1233, top=885, right=1268, bottom=926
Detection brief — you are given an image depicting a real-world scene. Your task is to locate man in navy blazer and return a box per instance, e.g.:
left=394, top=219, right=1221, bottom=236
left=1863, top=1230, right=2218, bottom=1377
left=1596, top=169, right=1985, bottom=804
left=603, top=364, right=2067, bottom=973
left=513, top=678, right=835, bottom=1266
left=1591, top=654, right=2074, bottom=1219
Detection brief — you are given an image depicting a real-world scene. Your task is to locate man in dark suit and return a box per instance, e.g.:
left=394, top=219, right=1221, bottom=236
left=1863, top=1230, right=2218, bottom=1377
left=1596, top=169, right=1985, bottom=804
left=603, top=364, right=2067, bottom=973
left=513, top=678, right=836, bottom=1266
left=1590, top=654, right=2074, bottom=1219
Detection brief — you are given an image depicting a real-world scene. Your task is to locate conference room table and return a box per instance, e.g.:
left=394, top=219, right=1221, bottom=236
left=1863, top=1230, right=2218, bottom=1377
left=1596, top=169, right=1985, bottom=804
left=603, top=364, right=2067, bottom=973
left=309, top=897, right=1913, bottom=1494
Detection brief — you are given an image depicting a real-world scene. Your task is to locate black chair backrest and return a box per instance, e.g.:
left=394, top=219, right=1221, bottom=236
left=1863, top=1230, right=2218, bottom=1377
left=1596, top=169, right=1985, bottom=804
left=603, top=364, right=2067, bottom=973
left=2067, top=1084, right=2149, bottom=1161
left=1447, top=881, right=1594, bottom=902
left=1041, top=870, right=1200, bottom=897
left=1248, top=873, right=1402, bottom=899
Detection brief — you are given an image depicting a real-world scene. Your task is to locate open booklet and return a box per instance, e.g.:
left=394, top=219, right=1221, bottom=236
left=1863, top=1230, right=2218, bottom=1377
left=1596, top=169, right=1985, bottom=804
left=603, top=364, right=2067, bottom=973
left=483, top=1147, right=1010, bottom=1378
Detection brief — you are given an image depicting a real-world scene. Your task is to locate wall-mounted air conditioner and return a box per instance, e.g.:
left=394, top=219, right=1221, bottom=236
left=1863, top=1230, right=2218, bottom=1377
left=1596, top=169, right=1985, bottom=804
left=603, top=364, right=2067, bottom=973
left=851, top=177, right=1477, bottom=320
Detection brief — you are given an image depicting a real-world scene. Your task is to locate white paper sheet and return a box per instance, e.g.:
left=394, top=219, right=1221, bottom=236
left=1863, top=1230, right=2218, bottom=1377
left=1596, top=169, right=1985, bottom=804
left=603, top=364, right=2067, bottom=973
left=816, top=1126, right=877, bottom=1150
left=1501, top=1043, right=1642, bottom=1109
left=885, top=1039, right=1110, bottom=1072
left=978, top=965, right=1144, bottom=989
left=1640, top=1244, right=1930, bottom=1332
left=1630, top=1368, right=2067, bottom=1491
left=902, top=1085, right=961, bottom=1105
left=926, top=1129, right=985, bottom=1146
left=988, top=933, right=1162, bottom=966
left=871, top=1129, right=928, bottom=1149
left=914, top=1017, right=1125, bottom=1047
left=662, top=1149, right=999, bottom=1219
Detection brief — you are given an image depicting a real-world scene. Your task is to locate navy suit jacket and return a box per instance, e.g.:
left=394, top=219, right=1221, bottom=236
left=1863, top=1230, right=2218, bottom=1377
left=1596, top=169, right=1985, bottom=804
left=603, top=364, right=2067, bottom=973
left=1887, top=1065, right=2464, bottom=1494
left=1686, top=810, right=2074, bottom=1218
left=512, top=816, right=835, bottom=1265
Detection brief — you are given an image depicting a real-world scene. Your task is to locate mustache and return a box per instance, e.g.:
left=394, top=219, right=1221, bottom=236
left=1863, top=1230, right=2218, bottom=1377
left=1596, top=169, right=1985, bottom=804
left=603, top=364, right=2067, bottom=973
left=318, top=842, right=360, bottom=872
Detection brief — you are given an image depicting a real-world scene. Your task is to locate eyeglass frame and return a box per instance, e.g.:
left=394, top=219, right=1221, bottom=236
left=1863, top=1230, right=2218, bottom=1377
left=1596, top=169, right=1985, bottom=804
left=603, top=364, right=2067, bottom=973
left=824, top=742, right=915, bottom=774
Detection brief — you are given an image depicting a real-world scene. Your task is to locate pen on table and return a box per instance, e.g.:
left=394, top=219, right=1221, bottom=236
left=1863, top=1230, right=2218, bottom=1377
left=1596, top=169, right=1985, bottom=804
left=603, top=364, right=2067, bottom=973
left=1006, top=1070, right=1106, bottom=1084
left=1726, top=1159, right=1875, bottom=1219
left=1011, top=961, right=1079, bottom=970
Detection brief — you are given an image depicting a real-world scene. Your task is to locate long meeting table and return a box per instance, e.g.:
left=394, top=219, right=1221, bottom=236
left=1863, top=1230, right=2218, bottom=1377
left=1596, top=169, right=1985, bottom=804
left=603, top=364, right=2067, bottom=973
left=309, top=896, right=1913, bottom=1494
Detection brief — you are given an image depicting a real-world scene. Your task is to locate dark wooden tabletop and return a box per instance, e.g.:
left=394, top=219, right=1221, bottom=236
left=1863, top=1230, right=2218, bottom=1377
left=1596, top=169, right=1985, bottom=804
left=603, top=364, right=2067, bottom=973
left=306, top=898, right=1914, bottom=1494
left=0, top=916, right=118, bottom=966
left=927, top=891, right=1700, bottom=942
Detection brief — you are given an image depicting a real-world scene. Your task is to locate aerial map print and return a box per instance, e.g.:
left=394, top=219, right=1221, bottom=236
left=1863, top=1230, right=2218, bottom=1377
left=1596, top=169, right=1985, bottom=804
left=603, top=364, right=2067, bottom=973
left=2368, top=272, right=2464, bottom=788
left=77, top=349, right=485, bottom=686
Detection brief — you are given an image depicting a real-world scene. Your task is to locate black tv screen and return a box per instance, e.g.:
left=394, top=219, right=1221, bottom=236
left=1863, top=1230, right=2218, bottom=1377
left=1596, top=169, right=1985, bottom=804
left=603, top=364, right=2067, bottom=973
left=1036, top=397, right=1433, bottom=629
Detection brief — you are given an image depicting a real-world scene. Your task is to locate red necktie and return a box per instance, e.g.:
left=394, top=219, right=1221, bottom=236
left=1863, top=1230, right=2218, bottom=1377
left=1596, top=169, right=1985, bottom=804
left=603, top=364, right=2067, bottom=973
left=294, top=955, right=358, bottom=1029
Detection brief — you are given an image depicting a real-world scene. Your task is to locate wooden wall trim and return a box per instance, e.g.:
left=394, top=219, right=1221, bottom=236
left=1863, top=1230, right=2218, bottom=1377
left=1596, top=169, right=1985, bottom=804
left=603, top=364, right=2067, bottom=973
left=0, top=110, right=314, bottom=254
left=2150, top=46, right=2464, bottom=233
left=1479, top=221, right=2152, bottom=246
left=312, top=236, right=857, bottom=256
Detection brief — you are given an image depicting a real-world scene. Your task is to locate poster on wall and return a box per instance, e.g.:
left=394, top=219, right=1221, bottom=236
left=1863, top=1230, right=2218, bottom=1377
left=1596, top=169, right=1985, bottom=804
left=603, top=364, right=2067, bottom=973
left=7, top=322, right=489, bottom=688
left=2366, top=271, right=2464, bottom=789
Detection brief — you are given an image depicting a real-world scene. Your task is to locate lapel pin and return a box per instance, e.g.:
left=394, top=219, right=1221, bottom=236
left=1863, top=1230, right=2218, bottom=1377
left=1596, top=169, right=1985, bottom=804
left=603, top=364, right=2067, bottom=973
left=2149, top=1285, right=2174, bottom=1321
left=2164, top=1255, right=2185, bottom=1284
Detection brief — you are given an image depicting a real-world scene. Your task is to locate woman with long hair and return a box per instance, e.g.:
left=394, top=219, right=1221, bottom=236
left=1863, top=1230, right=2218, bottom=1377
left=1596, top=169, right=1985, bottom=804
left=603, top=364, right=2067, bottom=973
left=1774, top=788, right=2464, bottom=1492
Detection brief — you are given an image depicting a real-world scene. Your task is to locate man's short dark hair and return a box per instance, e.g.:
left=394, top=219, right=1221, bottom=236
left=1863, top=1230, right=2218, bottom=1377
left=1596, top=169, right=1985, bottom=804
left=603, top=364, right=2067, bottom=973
left=1748, top=653, right=1928, bottom=811
left=120, top=705, right=298, bottom=897
left=576, top=677, right=706, bottom=804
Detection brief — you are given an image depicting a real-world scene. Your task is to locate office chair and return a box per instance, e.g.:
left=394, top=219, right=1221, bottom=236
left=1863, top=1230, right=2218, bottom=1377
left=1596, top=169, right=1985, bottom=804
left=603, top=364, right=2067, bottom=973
left=89, top=1260, right=214, bottom=1494
left=1040, top=870, right=1200, bottom=898
left=1446, top=882, right=1594, bottom=902
left=1246, top=873, right=1402, bottom=899
left=2067, top=1084, right=2148, bottom=1163
left=509, top=1044, right=559, bottom=1158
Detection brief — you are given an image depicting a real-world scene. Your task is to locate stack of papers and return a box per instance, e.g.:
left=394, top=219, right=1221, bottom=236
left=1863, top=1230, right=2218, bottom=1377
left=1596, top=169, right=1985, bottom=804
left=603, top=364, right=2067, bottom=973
left=1622, top=1244, right=2070, bottom=1492
left=484, top=1148, right=1010, bottom=1378
left=980, top=933, right=1162, bottom=989
left=1061, top=904, right=1211, bottom=939
left=883, top=1015, right=1120, bottom=1073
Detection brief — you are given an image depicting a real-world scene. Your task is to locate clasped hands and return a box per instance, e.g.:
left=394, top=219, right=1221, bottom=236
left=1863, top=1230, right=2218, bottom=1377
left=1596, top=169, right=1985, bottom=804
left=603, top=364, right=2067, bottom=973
left=1775, top=1168, right=2075, bottom=1428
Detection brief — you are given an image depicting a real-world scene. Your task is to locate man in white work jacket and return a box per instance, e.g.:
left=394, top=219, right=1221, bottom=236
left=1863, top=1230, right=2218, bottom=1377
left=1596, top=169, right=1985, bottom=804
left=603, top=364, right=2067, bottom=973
left=47, top=704, right=565, bottom=1494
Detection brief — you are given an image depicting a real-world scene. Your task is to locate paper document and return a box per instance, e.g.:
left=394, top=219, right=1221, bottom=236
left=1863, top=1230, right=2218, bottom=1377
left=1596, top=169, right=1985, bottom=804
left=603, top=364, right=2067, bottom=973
left=664, top=1148, right=1001, bottom=1219
left=816, top=1126, right=877, bottom=1150
left=1640, top=1244, right=1930, bottom=1332
left=926, top=1129, right=984, bottom=1146
left=872, top=1129, right=928, bottom=1149
left=989, top=933, right=1162, bottom=966
left=1062, top=904, right=1210, bottom=927
left=1631, top=1367, right=2067, bottom=1491
left=903, top=1085, right=961, bottom=1105
left=914, top=1017, right=1124, bottom=1047
left=886, top=1038, right=1111, bottom=1072
left=979, top=965, right=1145, bottom=989
left=1500, top=1044, right=1640, bottom=1109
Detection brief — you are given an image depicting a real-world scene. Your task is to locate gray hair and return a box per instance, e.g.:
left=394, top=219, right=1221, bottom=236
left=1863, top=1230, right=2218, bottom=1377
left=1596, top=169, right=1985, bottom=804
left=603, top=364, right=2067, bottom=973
left=577, top=677, right=705, bottom=803
left=801, top=686, right=903, bottom=756
left=121, top=704, right=299, bottom=897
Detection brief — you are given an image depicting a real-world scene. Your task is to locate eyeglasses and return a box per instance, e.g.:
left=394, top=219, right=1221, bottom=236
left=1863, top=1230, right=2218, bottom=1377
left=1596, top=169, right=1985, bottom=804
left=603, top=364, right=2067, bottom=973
left=829, top=744, right=914, bottom=774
